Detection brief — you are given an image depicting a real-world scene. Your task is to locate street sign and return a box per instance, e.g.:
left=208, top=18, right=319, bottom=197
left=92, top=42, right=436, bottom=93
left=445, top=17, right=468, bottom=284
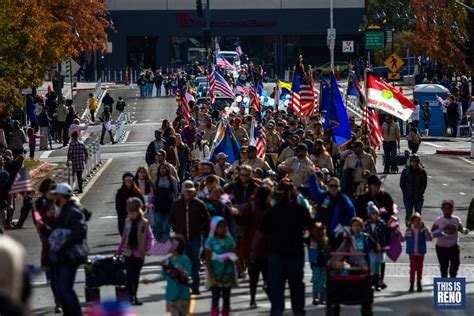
left=384, top=53, right=404, bottom=73
left=364, top=30, right=384, bottom=50
left=342, top=41, right=354, bottom=53
left=60, top=58, right=81, bottom=79
left=327, top=28, right=336, bottom=40
left=387, top=72, right=401, bottom=80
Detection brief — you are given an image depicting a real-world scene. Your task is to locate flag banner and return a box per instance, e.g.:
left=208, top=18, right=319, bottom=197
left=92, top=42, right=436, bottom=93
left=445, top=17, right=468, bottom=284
left=181, top=85, right=194, bottom=124
left=347, top=71, right=365, bottom=102
left=367, top=71, right=415, bottom=121
left=209, top=70, right=235, bottom=104
left=274, top=81, right=281, bottom=111
left=210, top=123, right=241, bottom=164
left=324, top=74, right=352, bottom=145
left=319, top=79, right=330, bottom=113
left=10, top=168, right=33, bottom=194
left=362, top=107, right=384, bottom=148
left=249, top=85, right=260, bottom=111
left=255, top=123, right=267, bottom=159
left=216, top=53, right=236, bottom=71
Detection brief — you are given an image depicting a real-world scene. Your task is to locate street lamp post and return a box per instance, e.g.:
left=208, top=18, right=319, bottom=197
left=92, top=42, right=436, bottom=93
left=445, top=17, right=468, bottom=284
left=330, top=0, right=334, bottom=70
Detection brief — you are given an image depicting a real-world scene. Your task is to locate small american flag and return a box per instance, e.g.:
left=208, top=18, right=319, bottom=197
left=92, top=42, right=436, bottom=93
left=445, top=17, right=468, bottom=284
left=216, top=54, right=236, bottom=71
left=10, top=168, right=33, bottom=194
left=249, top=85, right=260, bottom=112
left=175, top=88, right=181, bottom=105
left=209, top=70, right=235, bottom=104
left=149, top=238, right=178, bottom=256
left=362, top=107, right=384, bottom=148
left=181, top=85, right=194, bottom=124
left=255, top=123, right=267, bottom=159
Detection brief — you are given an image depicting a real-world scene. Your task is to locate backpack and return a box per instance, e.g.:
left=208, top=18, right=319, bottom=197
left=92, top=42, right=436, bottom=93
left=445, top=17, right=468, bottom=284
left=116, top=100, right=125, bottom=112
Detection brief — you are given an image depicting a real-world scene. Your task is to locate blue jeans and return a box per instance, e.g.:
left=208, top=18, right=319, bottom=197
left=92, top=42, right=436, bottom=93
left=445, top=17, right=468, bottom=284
left=383, top=141, right=397, bottom=171
left=53, top=263, right=82, bottom=316
left=404, top=199, right=424, bottom=220
left=311, top=265, right=326, bottom=298
left=185, top=239, right=202, bottom=290
left=155, top=85, right=162, bottom=97
left=153, top=212, right=170, bottom=241
left=267, top=254, right=305, bottom=315
left=146, top=83, right=153, bottom=96
left=139, top=85, right=146, bottom=97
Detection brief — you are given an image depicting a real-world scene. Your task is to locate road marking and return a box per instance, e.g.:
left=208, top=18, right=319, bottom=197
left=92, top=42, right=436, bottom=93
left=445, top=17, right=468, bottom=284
left=460, top=192, right=466, bottom=196
left=131, top=121, right=138, bottom=125
left=423, top=142, right=443, bottom=148
left=99, top=215, right=117, bottom=219
left=77, top=158, right=113, bottom=202
left=122, top=131, right=131, bottom=143
left=39, top=150, right=53, bottom=159
left=133, top=107, right=137, bottom=110
left=142, top=119, right=152, bottom=122
left=459, top=157, right=474, bottom=165
left=442, top=183, right=447, bottom=186
left=428, top=175, right=433, bottom=179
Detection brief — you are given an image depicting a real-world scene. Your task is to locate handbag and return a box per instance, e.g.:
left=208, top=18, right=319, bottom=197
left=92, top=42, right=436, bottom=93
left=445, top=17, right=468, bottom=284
left=386, top=230, right=402, bottom=262
left=64, top=240, right=90, bottom=264
left=104, top=120, right=112, bottom=131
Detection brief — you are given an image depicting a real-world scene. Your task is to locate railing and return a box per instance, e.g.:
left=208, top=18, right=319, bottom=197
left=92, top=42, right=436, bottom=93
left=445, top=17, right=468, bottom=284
left=114, top=105, right=131, bottom=143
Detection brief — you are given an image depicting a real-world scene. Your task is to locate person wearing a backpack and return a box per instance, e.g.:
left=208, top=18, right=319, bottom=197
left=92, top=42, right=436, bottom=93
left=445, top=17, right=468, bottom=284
left=36, top=183, right=88, bottom=316
left=116, top=97, right=126, bottom=119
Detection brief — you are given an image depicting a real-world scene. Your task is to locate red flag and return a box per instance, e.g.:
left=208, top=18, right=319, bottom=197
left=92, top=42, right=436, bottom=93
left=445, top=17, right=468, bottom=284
left=181, top=86, right=194, bottom=124
left=362, top=107, right=384, bottom=148
left=366, top=71, right=415, bottom=121
left=249, top=86, right=260, bottom=112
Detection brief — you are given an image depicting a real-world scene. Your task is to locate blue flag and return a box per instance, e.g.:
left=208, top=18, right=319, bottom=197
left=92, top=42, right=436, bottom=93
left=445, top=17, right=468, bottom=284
left=324, top=74, right=351, bottom=145
left=319, top=79, right=330, bottom=113
left=211, top=123, right=241, bottom=164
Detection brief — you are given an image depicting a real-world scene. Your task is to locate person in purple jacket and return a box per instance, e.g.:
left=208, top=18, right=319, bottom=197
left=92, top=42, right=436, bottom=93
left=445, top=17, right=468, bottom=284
left=180, top=118, right=197, bottom=148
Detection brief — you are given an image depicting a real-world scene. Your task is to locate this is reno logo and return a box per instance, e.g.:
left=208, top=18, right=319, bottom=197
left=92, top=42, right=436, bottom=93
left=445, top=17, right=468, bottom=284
left=434, top=278, right=465, bottom=309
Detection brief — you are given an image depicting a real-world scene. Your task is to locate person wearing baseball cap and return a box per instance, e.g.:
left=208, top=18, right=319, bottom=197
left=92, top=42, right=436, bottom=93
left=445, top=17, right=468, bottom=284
left=278, top=143, right=315, bottom=187
left=278, top=134, right=301, bottom=164
left=266, top=121, right=283, bottom=153
left=230, top=146, right=249, bottom=177
left=246, top=145, right=271, bottom=172
left=432, top=198, right=468, bottom=278
left=36, top=182, right=88, bottom=315
left=232, top=117, right=249, bottom=146
left=169, top=180, right=209, bottom=295
left=214, top=153, right=231, bottom=179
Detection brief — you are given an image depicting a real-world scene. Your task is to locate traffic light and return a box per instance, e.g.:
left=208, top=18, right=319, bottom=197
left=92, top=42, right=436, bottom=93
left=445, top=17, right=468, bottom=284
left=196, top=0, right=203, bottom=17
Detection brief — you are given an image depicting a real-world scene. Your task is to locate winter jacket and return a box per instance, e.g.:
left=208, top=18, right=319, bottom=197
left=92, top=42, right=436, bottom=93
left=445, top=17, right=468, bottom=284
left=169, top=198, right=210, bottom=241
left=400, top=166, right=427, bottom=204
left=224, top=179, right=259, bottom=206
left=364, top=220, right=389, bottom=252
left=355, top=191, right=394, bottom=222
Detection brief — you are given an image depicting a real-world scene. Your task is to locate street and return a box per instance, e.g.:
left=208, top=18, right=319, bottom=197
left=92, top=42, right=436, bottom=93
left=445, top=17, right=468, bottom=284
left=5, top=86, right=473, bottom=315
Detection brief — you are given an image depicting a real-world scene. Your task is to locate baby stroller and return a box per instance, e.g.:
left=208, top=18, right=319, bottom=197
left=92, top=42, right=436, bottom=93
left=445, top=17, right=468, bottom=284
left=326, top=231, right=373, bottom=316
left=84, top=256, right=127, bottom=303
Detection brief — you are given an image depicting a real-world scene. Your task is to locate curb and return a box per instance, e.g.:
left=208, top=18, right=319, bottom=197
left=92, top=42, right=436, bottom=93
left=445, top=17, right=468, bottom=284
left=436, top=150, right=470, bottom=156
left=29, top=162, right=49, bottom=178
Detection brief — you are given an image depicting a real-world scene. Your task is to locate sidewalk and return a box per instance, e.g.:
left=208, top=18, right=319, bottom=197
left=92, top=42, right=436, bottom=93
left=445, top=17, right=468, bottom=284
left=36, top=81, right=122, bottom=100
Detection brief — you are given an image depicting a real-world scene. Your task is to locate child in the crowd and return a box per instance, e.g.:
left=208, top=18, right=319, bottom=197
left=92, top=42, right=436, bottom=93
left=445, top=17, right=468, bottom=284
left=400, top=213, right=432, bottom=292
left=351, top=217, right=370, bottom=255
left=307, top=222, right=329, bottom=305
left=205, top=216, right=238, bottom=316
left=431, top=199, right=468, bottom=278
left=364, top=202, right=389, bottom=291
left=27, top=127, right=41, bottom=159
left=407, top=123, right=422, bottom=154
left=161, top=235, right=192, bottom=316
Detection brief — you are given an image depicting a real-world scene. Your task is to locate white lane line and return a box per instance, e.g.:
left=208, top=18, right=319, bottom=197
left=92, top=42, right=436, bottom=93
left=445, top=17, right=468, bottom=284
left=39, top=150, right=53, bottom=159
left=99, top=215, right=117, bottom=219
left=428, top=175, right=433, bottom=179
left=131, top=121, right=138, bottom=125
left=459, top=157, right=474, bottom=165
left=460, top=192, right=466, bottom=196
left=442, top=183, right=448, bottom=186
left=122, top=130, right=131, bottom=143
left=423, top=142, right=443, bottom=148
left=77, top=158, right=113, bottom=202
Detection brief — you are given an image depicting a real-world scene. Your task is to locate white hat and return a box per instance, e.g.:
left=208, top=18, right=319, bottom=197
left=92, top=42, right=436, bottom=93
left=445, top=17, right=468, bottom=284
left=216, top=153, right=228, bottom=160
left=50, top=183, right=73, bottom=196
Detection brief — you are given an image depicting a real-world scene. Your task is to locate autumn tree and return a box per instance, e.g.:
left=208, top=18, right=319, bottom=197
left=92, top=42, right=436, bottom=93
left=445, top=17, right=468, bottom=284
left=0, top=0, right=112, bottom=112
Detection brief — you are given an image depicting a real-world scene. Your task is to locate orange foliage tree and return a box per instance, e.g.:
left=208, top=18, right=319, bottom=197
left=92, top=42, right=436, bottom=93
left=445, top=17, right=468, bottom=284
left=0, top=0, right=112, bottom=112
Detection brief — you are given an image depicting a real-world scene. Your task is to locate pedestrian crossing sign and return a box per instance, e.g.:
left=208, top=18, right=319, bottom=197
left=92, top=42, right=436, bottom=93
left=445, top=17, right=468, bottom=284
left=387, top=72, right=401, bottom=80
left=384, top=53, right=404, bottom=73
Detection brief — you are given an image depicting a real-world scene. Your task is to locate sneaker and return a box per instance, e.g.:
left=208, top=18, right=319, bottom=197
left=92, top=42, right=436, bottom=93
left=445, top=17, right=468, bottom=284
left=312, top=298, right=320, bottom=306
left=249, top=300, right=257, bottom=309
left=54, top=306, right=62, bottom=313
left=417, top=282, right=422, bottom=292
left=409, top=283, right=414, bottom=292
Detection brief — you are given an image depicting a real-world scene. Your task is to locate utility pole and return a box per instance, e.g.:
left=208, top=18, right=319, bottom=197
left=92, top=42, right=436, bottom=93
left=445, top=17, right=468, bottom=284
left=329, top=0, right=335, bottom=70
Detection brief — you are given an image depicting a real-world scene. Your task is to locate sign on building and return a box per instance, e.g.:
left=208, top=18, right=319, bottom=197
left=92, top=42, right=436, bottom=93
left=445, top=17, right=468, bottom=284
left=342, top=41, right=354, bottom=53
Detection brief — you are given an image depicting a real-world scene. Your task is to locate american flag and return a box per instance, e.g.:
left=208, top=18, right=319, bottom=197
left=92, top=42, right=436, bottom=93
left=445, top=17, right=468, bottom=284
left=249, top=85, right=260, bottom=112
left=289, top=72, right=317, bottom=117
left=181, top=85, right=194, bottom=124
left=235, top=84, right=250, bottom=95
left=209, top=70, right=235, bottom=104
left=10, top=168, right=33, bottom=194
left=255, top=123, right=267, bottom=159
left=216, top=54, right=236, bottom=71
left=149, top=238, right=178, bottom=256
left=362, top=107, right=384, bottom=148
left=215, top=37, right=220, bottom=52
left=175, top=88, right=181, bottom=104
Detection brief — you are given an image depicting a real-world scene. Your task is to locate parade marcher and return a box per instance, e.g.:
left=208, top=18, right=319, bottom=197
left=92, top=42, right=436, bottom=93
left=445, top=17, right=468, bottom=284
left=67, top=131, right=88, bottom=194
left=266, top=121, right=282, bottom=153
left=307, top=222, right=328, bottom=306
left=56, top=100, right=68, bottom=142
left=64, top=106, right=79, bottom=146
left=164, top=135, right=179, bottom=168
left=245, top=145, right=271, bottom=172
left=99, top=106, right=116, bottom=145
left=278, top=144, right=315, bottom=187
left=0, top=156, right=11, bottom=234
left=115, top=172, right=144, bottom=235
left=400, top=213, right=432, bottom=292
left=343, top=140, right=376, bottom=198
left=214, top=153, right=231, bottom=180
left=400, top=155, right=428, bottom=224
left=310, top=139, right=334, bottom=173
left=229, top=146, right=249, bottom=177
left=134, top=166, right=154, bottom=215
left=202, top=185, right=237, bottom=237
left=381, top=115, right=400, bottom=173
left=175, top=134, right=191, bottom=181
left=153, top=163, right=178, bottom=241
left=224, top=165, right=258, bottom=206
left=253, top=181, right=320, bottom=316
left=407, top=122, right=422, bottom=154
left=309, top=175, right=356, bottom=250
left=102, top=92, right=114, bottom=115
left=355, top=174, right=395, bottom=222
left=234, top=186, right=272, bottom=308
left=154, top=72, right=163, bottom=97
left=232, top=117, right=249, bottom=146
left=88, top=93, right=97, bottom=123
left=205, top=216, right=238, bottom=316
left=37, top=183, right=88, bottom=316
left=161, top=235, right=192, bottom=316
left=191, top=132, right=210, bottom=161
left=145, top=129, right=165, bottom=166
left=149, top=150, right=179, bottom=183
left=169, top=181, right=210, bottom=295
left=198, top=116, right=216, bottom=146
left=9, top=120, right=27, bottom=158
left=431, top=199, right=466, bottom=278
left=181, top=118, right=197, bottom=148
left=277, top=134, right=299, bottom=163
left=38, top=106, right=51, bottom=150
left=364, top=202, right=389, bottom=291
left=117, top=197, right=154, bottom=306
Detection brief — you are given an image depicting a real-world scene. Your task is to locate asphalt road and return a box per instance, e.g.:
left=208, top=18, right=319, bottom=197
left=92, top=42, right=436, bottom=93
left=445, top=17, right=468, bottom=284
left=7, top=87, right=474, bottom=315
